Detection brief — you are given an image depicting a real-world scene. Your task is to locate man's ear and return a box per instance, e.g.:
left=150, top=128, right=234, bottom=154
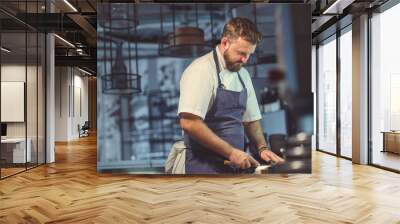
left=221, top=37, right=229, bottom=50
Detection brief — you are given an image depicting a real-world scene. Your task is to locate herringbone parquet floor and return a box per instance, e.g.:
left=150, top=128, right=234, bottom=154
left=1, top=134, right=400, bottom=224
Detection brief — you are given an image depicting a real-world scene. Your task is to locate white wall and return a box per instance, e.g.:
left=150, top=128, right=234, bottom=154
left=1, top=65, right=26, bottom=132
left=1, top=65, right=26, bottom=81
left=55, top=67, right=89, bottom=141
left=1, top=82, right=25, bottom=122
left=73, top=72, right=89, bottom=137
left=1, top=65, right=26, bottom=140
left=55, top=67, right=69, bottom=141
left=1, top=63, right=46, bottom=164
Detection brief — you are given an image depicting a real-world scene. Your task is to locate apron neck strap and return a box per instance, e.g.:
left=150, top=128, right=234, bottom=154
left=213, top=48, right=246, bottom=90
left=237, top=71, right=246, bottom=90
left=212, top=48, right=223, bottom=88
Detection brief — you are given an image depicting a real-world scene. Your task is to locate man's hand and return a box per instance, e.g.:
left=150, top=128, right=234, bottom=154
left=259, top=149, right=285, bottom=165
left=228, top=148, right=260, bottom=169
left=244, top=120, right=284, bottom=165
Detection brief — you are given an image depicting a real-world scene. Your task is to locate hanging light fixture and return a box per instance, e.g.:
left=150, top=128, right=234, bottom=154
left=170, top=26, right=205, bottom=46
left=101, top=3, right=141, bottom=95
left=158, top=4, right=214, bottom=58
left=99, top=3, right=136, bottom=30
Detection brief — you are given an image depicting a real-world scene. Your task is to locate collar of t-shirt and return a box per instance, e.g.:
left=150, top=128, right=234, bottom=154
left=213, top=45, right=246, bottom=93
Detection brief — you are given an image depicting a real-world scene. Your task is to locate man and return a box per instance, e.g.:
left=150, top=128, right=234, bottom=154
left=178, top=17, right=285, bottom=174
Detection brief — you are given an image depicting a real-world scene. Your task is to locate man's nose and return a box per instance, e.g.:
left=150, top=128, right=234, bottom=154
left=240, top=55, right=249, bottom=63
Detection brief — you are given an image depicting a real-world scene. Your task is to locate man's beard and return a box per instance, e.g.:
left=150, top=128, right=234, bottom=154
left=223, top=51, right=243, bottom=72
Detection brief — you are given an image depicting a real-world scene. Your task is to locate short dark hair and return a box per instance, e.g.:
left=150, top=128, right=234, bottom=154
left=221, top=17, right=263, bottom=45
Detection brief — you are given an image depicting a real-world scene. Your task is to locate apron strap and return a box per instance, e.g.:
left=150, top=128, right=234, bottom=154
left=213, top=48, right=246, bottom=90
left=237, top=72, right=246, bottom=90
left=212, top=49, right=224, bottom=89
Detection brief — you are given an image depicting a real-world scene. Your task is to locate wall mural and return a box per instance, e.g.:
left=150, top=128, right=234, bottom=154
left=97, top=3, right=313, bottom=174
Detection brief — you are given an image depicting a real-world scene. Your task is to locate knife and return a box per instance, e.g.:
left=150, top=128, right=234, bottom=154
left=223, top=160, right=271, bottom=174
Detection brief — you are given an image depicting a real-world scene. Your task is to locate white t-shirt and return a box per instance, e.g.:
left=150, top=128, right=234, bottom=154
left=178, top=46, right=262, bottom=122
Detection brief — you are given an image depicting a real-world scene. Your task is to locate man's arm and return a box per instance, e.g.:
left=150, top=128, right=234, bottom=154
left=243, top=120, right=267, bottom=150
left=180, top=112, right=233, bottom=158
left=244, top=120, right=285, bottom=164
left=180, top=112, right=259, bottom=168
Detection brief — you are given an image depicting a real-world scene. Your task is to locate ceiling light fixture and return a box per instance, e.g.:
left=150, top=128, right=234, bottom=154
left=322, top=0, right=354, bottom=15
left=78, top=67, right=92, bottom=76
left=54, top=34, right=75, bottom=48
left=63, top=0, right=78, bottom=12
left=1, top=47, right=11, bottom=53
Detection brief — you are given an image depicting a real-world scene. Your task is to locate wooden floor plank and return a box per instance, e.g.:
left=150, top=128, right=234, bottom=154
left=0, top=134, right=399, bottom=223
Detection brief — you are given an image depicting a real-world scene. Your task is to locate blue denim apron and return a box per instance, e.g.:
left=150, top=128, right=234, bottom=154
left=184, top=49, right=248, bottom=174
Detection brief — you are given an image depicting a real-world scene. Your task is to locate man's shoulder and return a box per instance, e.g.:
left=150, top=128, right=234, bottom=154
left=182, top=51, right=214, bottom=79
left=186, top=51, right=213, bottom=71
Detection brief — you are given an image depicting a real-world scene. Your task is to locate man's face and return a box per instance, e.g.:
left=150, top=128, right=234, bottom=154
left=222, top=37, right=256, bottom=72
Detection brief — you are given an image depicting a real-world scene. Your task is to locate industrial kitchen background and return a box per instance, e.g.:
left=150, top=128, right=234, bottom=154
left=97, top=3, right=313, bottom=174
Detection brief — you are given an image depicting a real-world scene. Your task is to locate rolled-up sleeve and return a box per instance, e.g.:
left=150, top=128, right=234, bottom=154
left=178, top=61, right=214, bottom=120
